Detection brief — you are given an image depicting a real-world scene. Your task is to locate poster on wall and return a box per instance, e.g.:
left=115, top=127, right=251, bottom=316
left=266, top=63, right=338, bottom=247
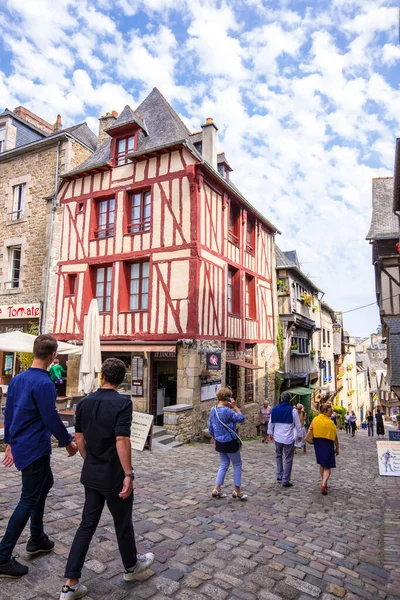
left=201, top=379, right=222, bottom=402
left=206, top=351, right=221, bottom=371
left=376, top=440, right=400, bottom=476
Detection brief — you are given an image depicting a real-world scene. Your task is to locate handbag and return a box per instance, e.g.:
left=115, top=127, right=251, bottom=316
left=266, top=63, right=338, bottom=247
left=213, top=406, right=243, bottom=451
left=305, top=423, right=314, bottom=445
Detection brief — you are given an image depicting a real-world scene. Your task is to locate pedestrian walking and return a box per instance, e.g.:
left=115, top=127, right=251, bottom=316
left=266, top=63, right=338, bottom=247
left=349, top=411, right=357, bottom=437
left=49, top=357, right=67, bottom=392
left=208, top=387, right=247, bottom=500
left=294, top=404, right=307, bottom=454
left=308, top=403, right=339, bottom=495
left=330, top=410, right=338, bottom=427
left=0, top=335, right=77, bottom=579
left=268, top=391, right=303, bottom=488
left=345, top=411, right=351, bottom=435
left=260, top=401, right=271, bottom=443
left=375, top=409, right=385, bottom=437
left=366, top=411, right=374, bottom=437
left=60, top=358, right=154, bottom=600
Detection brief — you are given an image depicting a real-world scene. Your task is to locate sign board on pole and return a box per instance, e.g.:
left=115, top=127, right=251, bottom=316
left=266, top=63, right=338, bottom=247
left=377, top=440, right=400, bottom=476
left=131, top=411, right=154, bottom=451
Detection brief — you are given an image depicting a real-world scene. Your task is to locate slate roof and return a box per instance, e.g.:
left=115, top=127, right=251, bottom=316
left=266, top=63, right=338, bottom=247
left=383, top=317, right=400, bottom=386
left=0, top=108, right=48, bottom=138
left=217, top=152, right=233, bottom=171
left=366, top=177, right=399, bottom=241
left=105, top=105, right=147, bottom=134
left=276, top=246, right=321, bottom=292
left=61, top=123, right=97, bottom=151
left=394, top=138, right=400, bottom=213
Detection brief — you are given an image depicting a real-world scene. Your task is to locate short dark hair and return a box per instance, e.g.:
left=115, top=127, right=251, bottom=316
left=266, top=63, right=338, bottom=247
left=33, top=334, right=58, bottom=359
left=281, top=391, right=291, bottom=403
left=101, top=358, right=126, bottom=386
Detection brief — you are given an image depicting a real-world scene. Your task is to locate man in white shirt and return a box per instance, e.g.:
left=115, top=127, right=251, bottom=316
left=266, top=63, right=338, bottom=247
left=268, top=391, right=303, bottom=487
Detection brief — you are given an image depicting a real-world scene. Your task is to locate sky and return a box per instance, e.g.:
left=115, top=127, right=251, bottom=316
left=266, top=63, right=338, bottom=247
left=0, top=0, right=399, bottom=337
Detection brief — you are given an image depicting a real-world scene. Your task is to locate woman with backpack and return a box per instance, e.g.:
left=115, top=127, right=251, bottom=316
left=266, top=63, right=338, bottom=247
left=208, top=387, right=248, bottom=500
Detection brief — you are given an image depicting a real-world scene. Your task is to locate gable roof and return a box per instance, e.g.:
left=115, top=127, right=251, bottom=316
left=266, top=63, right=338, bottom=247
left=106, top=105, right=147, bottom=134
left=276, top=246, right=321, bottom=293
left=366, top=177, right=399, bottom=241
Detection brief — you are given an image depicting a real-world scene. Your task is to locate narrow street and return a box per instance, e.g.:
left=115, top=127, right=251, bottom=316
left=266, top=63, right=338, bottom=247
left=0, top=429, right=399, bottom=600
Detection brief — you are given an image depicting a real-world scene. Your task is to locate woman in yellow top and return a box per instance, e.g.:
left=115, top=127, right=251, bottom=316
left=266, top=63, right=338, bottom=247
left=310, top=403, right=339, bottom=495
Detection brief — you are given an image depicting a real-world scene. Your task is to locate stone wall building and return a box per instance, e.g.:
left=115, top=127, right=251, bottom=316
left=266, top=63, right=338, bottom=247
left=0, top=106, right=97, bottom=387
left=46, top=88, right=279, bottom=441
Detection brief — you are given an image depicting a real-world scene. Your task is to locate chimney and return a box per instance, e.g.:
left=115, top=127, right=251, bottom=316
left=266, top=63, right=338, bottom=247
left=98, top=111, right=118, bottom=145
left=53, top=114, right=63, bottom=132
left=201, top=117, right=218, bottom=170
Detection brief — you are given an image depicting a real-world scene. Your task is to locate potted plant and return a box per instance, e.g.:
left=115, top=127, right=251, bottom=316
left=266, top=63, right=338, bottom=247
left=300, top=292, right=313, bottom=307
left=291, top=343, right=299, bottom=355
left=347, top=364, right=353, bottom=371
left=310, top=349, right=316, bottom=356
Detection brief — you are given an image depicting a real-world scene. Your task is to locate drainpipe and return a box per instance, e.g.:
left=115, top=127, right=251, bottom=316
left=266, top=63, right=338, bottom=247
left=41, top=141, right=61, bottom=333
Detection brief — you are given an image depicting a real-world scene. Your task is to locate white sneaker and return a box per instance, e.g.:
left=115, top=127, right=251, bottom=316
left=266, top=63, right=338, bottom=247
left=59, top=583, right=88, bottom=600
left=124, top=553, right=155, bottom=581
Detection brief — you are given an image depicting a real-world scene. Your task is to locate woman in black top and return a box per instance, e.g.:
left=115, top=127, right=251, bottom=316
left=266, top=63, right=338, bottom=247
left=366, top=411, right=374, bottom=437
left=375, top=409, right=385, bottom=437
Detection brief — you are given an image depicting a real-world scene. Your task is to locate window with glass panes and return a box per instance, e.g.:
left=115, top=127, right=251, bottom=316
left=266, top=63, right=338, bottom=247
left=8, top=246, right=21, bottom=289
left=228, top=268, right=240, bottom=314
left=130, top=262, right=149, bottom=311
left=128, top=190, right=151, bottom=233
left=95, top=267, right=112, bottom=312
left=246, top=216, right=255, bottom=254
left=244, top=345, right=254, bottom=404
left=96, top=198, right=115, bottom=238
left=11, top=184, right=25, bottom=220
left=117, top=136, right=135, bottom=165
left=228, top=203, right=240, bottom=245
left=245, top=275, right=256, bottom=318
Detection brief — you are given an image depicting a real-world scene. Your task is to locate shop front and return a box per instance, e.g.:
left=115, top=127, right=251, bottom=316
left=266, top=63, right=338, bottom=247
left=0, top=303, right=41, bottom=388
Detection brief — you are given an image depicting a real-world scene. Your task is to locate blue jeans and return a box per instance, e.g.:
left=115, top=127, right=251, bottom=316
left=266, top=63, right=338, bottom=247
left=0, top=454, right=54, bottom=564
left=216, top=451, right=242, bottom=487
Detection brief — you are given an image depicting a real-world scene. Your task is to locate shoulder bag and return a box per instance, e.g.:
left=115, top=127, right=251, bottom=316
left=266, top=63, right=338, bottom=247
left=305, top=422, right=314, bottom=445
left=213, top=406, right=243, bottom=453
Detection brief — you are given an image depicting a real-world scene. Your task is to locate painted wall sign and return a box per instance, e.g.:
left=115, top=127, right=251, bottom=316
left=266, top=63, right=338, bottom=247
left=206, top=351, right=221, bottom=370
left=0, top=304, right=41, bottom=320
left=154, top=352, right=176, bottom=359
left=377, top=440, right=400, bottom=476
left=131, top=411, right=154, bottom=452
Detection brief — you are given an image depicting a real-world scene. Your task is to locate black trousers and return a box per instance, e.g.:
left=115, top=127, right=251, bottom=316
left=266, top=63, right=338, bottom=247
left=64, top=486, right=137, bottom=579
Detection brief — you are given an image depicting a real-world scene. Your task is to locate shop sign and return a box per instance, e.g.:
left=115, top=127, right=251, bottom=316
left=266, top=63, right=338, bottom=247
left=206, top=351, right=221, bottom=370
left=377, top=440, right=400, bottom=476
left=0, top=303, right=41, bottom=320
left=131, top=411, right=154, bottom=451
left=154, top=351, right=176, bottom=358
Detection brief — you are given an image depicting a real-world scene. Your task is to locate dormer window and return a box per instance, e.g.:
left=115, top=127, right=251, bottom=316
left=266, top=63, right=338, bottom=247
left=117, top=136, right=136, bottom=166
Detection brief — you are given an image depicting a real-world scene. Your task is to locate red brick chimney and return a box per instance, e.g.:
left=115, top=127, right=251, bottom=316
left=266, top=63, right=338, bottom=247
left=13, top=106, right=54, bottom=135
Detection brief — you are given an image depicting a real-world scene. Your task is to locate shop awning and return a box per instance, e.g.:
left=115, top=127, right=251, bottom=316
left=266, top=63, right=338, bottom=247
left=310, top=384, right=328, bottom=390
left=288, top=386, right=312, bottom=396
left=100, top=344, right=176, bottom=353
left=226, top=359, right=262, bottom=370
left=0, top=331, right=81, bottom=354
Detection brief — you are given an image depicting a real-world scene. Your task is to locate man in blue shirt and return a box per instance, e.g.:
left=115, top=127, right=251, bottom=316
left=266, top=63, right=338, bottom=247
left=268, top=391, right=302, bottom=488
left=0, top=334, right=77, bottom=578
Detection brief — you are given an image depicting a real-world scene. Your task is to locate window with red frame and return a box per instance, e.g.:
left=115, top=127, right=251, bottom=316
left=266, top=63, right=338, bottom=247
left=95, top=266, right=112, bottom=312
left=65, top=274, right=77, bottom=296
left=228, top=203, right=240, bottom=245
left=128, top=190, right=151, bottom=234
left=117, top=136, right=135, bottom=165
left=244, top=345, right=255, bottom=404
left=130, top=262, right=150, bottom=311
left=228, top=267, right=240, bottom=314
left=95, top=198, right=115, bottom=238
left=246, top=215, right=255, bottom=254
left=245, top=275, right=256, bottom=319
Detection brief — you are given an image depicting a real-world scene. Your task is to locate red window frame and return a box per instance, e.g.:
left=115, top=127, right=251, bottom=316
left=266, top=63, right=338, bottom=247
left=244, top=345, right=255, bottom=404
left=228, top=203, right=240, bottom=245
left=128, top=190, right=151, bottom=234
left=95, top=266, right=112, bottom=313
left=245, top=275, right=256, bottom=319
left=116, top=135, right=136, bottom=166
left=95, top=198, right=115, bottom=238
left=65, top=274, right=77, bottom=296
left=129, top=261, right=150, bottom=311
left=246, top=215, right=255, bottom=254
left=228, top=267, right=240, bottom=315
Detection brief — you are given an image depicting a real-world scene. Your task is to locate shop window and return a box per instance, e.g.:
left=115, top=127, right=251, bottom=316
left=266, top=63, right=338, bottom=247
left=245, top=275, right=256, bottom=319
left=228, top=203, right=240, bottom=245
left=130, top=262, right=149, bottom=311
left=128, top=190, right=151, bottom=233
left=116, top=135, right=135, bottom=165
left=10, top=183, right=25, bottom=221
left=7, top=246, right=21, bottom=289
left=244, top=345, right=254, bottom=404
left=95, top=266, right=112, bottom=312
left=246, top=216, right=255, bottom=254
left=65, top=274, right=77, bottom=296
left=228, top=267, right=240, bottom=314
left=95, top=198, right=115, bottom=238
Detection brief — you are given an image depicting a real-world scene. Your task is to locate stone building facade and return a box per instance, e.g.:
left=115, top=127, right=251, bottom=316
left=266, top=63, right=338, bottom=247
left=0, top=106, right=96, bottom=386
left=46, top=88, right=279, bottom=441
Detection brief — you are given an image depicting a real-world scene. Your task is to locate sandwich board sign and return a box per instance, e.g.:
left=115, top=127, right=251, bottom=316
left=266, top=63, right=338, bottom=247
left=131, top=411, right=154, bottom=451
left=377, top=440, right=400, bottom=476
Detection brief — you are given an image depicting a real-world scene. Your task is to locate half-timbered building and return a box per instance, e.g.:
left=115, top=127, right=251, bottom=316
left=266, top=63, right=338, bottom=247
left=46, top=88, right=279, bottom=440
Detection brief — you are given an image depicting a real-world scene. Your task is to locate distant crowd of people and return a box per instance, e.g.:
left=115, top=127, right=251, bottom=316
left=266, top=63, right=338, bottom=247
left=344, top=409, right=386, bottom=437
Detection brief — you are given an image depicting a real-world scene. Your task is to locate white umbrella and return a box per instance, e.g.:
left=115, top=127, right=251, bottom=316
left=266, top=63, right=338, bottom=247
left=78, top=299, right=102, bottom=395
left=0, top=331, right=81, bottom=354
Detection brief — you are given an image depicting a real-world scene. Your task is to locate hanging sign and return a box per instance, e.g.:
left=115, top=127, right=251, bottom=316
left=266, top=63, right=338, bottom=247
left=206, top=351, right=221, bottom=370
left=377, top=440, right=400, bottom=476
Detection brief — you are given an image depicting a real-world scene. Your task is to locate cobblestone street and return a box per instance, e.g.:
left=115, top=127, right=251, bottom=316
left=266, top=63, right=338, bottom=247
left=0, top=429, right=399, bottom=600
